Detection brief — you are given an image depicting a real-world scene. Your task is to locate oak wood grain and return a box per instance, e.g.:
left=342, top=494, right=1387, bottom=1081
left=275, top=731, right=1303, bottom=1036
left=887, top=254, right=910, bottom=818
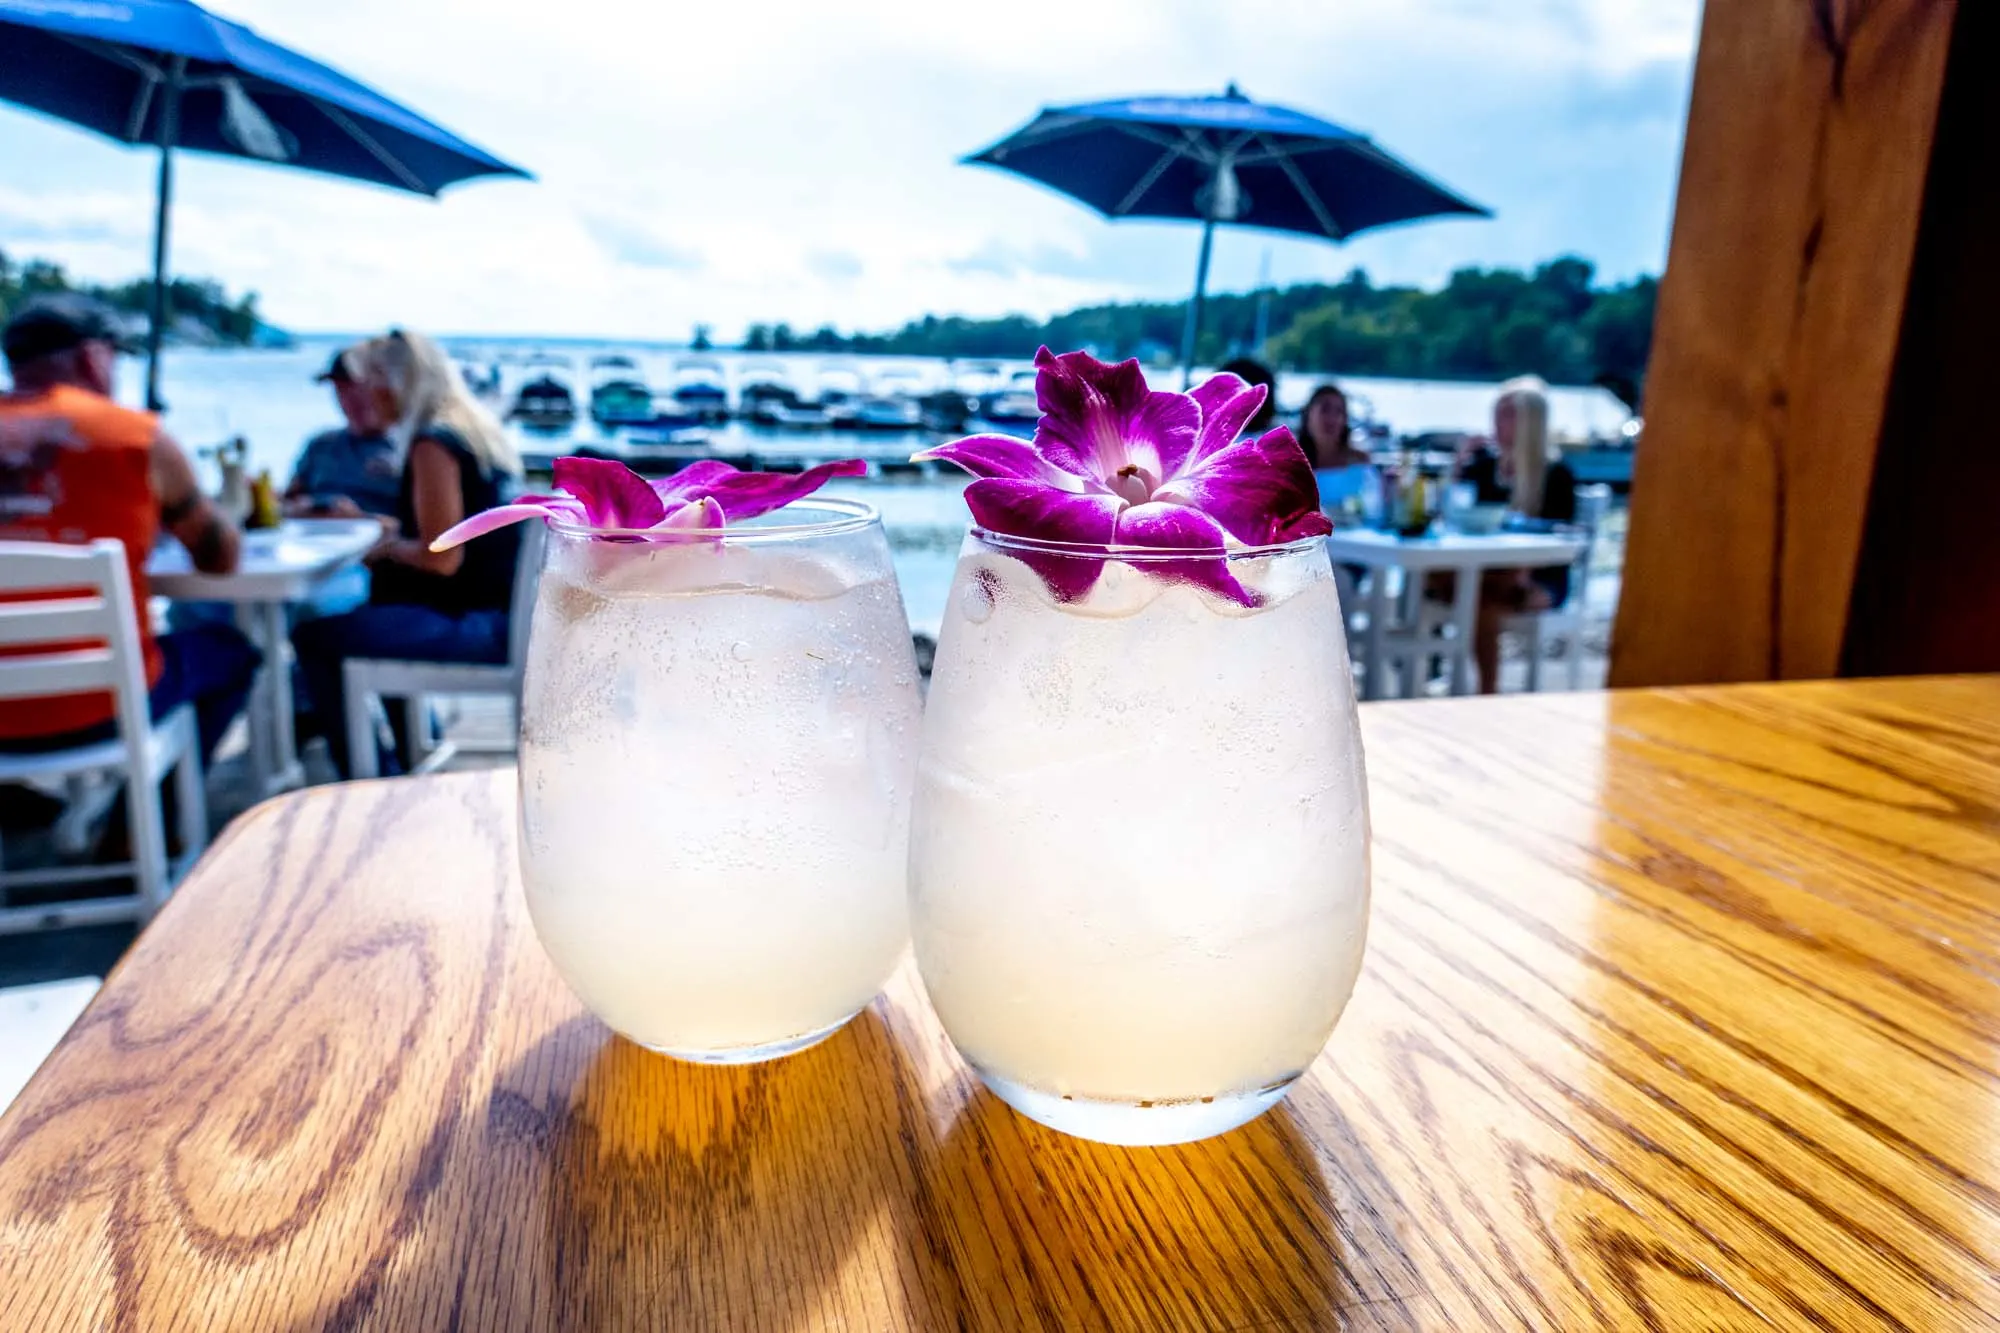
left=4, top=677, right=2000, bottom=1330
left=1610, top=0, right=1959, bottom=686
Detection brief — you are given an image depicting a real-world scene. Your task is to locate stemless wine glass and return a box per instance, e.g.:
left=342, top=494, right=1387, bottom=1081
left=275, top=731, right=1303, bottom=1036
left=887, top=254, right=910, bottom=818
left=910, top=531, right=1371, bottom=1145
left=519, top=498, right=922, bottom=1063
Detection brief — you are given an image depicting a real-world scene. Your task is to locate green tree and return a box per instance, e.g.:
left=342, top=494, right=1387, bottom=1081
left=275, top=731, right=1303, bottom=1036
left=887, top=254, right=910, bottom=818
left=732, top=253, right=1660, bottom=388
left=1262, top=255, right=1654, bottom=388
left=1580, top=276, right=1658, bottom=398
left=0, top=245, right=270, bottom=347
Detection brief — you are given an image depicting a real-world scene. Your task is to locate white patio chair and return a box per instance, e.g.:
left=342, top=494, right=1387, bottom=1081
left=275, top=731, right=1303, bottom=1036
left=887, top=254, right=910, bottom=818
left=343, top=522, right=544, bottom=780
left=1347, top=565, right=1457, bottom=700
left=1500, top=483, right=1613, bottom=692
left=0, top=539, right=206, bottom=932
left=1381, top=574, right=1464, bottom=699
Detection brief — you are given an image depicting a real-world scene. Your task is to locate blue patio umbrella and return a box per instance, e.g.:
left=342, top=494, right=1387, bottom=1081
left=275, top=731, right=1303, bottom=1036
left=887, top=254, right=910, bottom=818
left=0, top=0, right=529, bottom=407
left=966, top=85, right=1487, bottom=382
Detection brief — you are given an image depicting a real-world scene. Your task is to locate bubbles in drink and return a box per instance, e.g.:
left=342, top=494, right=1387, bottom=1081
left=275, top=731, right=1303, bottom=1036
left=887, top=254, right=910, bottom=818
left=521, top=523, right=922, bottom=1059
left=912, top=539, right=1370, bottom=1113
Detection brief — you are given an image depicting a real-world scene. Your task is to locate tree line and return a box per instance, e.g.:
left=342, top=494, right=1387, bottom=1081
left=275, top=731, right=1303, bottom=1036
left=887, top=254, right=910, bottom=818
left=741, top=256, right=1656, bottom=403
left=0, top=247, right=266, bottom=347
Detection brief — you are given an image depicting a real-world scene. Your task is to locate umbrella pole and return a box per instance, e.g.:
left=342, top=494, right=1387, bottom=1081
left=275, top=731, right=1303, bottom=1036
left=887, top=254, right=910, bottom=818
left=1179, top=218, right=1216, bottom=389
left=144, top=61, right=184, bottom=413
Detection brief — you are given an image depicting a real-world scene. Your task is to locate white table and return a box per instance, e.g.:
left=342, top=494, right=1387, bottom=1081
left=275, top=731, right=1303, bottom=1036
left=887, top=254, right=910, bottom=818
left=149, top=518, right=380, bottom=794
left=1326, top=528, right=1587, bottom=699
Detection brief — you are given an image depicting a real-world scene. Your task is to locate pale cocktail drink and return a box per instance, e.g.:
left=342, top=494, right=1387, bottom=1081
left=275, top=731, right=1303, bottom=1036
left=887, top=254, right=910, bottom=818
left=520, top=502, right=921, bottom=1062
left=910, top=533, right=1370, bottom=1142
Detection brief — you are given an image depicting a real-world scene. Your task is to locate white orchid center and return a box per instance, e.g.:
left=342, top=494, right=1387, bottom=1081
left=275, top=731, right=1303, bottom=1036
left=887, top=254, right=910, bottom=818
left=1110, top=462, right=1156, bottom=506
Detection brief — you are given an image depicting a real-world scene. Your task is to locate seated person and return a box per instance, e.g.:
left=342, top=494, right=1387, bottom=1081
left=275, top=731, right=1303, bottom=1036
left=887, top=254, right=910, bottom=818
left=1456, top=437, right=1510, bottom=505
left=1298, top=384, right=1378, bottom=518
left=1472, top=377, right=1578, bottom=693
left=286, top=346, right=403, bottom=518
left=0, top=295, right=258, bottom=762
left=293, top=329, right=524, bottom=777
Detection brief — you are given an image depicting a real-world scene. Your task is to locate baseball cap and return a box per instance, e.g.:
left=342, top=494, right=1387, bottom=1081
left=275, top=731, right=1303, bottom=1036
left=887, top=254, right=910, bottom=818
left=314, top=346, right=362, bottom=384
left=2, top=293, right=133, bottom=365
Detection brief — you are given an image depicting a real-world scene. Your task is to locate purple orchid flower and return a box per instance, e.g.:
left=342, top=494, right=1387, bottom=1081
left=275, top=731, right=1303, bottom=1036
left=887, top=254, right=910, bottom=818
left=915, top=347, right=1330, bottom=604
left=431, top=456, right=868, bottom=551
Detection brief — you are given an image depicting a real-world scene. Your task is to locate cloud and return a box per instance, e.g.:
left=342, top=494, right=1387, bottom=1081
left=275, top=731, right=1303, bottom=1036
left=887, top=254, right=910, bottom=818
left=944, top=241, right=1020, bottom=279
left=0, top=0, right=1700, bottom=336
left=0, top=186, right=151, bottom=249
left=580, top=213, right=703, bottom=272
left=805, top=249, right=863, bottom=283
left=0, top=217, right=129, bottom=248
left=944, top=239, right=1100, bottom=281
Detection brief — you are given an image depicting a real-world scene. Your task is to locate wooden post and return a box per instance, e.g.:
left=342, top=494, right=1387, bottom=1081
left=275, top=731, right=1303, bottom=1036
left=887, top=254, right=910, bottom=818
left=1841, top=0, right=2000, bottom=677
left=1610, top=0, right=1964, bottom=686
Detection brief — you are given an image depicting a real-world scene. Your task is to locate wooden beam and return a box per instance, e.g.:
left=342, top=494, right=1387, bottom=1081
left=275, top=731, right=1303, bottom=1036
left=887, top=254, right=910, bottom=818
left=1611, top=0, right=1959, bottom=687
left=1843, top=0, right=2000, bottom=677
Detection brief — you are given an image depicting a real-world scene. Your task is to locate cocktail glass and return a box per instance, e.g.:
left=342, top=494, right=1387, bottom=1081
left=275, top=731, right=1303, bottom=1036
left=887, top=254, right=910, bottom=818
left=519, top=498, right=922, bottom=1063
left=910, top=530, right=1371, bottom=1144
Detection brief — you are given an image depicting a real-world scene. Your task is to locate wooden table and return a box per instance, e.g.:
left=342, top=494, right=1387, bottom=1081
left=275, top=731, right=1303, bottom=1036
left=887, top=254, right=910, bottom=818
left=3, top=676, right=1998, bottom=1330
left=149, top=518, right=381, bottom=796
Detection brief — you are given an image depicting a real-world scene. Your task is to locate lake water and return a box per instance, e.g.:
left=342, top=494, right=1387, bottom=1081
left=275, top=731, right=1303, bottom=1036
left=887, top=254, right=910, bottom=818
left=117, top=339, right=1633, bottom=636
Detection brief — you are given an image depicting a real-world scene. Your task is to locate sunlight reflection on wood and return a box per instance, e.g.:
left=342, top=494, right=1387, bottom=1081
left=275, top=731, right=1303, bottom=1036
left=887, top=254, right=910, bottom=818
left=1, top=677, right=1996, bottom=1329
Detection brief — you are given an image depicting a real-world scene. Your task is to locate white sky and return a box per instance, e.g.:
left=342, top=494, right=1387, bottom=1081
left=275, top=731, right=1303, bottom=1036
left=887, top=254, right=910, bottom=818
left=0, top=0, right=1700, bottom=340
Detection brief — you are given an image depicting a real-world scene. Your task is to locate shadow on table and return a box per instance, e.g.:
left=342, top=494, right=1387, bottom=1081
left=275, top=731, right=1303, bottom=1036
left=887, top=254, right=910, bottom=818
left=519, top=1009, right=914, bottom=1330
left=267, top=1006, right=1385, bottom=1330
left=902, top=1084, right=1371, bottom=1331
left=259, top=1005, right=923, bottom=1333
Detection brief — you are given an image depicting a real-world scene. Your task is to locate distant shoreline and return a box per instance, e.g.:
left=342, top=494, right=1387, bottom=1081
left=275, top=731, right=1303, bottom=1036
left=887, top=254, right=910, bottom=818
left=206, top=336, right=1622, bottom=397
left=149, top=341, right=1634, bottom=446
left=0, top=245, right=281, bottom=353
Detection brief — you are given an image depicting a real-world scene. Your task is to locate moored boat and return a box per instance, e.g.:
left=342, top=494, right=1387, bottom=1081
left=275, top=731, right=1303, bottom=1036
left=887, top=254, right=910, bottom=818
left=668, top=357, right=731, bottom=422
left=813, top=363, right=866, bottom=427
left=739, top=361, right=810, bottom=426
left=853, top=367, right=925, bottom=431
left=509, top=353, right=578, bottom=430
left=978, top=368, right=1039, bottom=425
left=588, top=355, right=658, bottom=428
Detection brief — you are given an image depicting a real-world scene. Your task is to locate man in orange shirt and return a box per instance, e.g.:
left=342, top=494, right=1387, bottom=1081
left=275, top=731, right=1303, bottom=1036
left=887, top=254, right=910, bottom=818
left=0, top=295, right=258, bottom=761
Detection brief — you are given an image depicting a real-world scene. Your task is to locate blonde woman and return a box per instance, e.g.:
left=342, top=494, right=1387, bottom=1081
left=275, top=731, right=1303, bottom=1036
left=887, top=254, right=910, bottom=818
left=293, top=328, right=525, bottom=775
left=1469, top=375, right=1579, bottom=693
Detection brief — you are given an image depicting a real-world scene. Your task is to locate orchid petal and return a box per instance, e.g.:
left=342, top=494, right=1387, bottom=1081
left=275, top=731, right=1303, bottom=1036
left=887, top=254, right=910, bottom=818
left=963, top=478, right=1121, bottom=602
left=932, top=354, right=1332, bottom=604
left=1188, top=371, right=1247, bottom=424
left=1110, top=502, right=1257, bottom=606
left=429, top=500, right=581, bottom=552
left=1030, top=346, right=1199, bottom=486
left=963, top=478, right=1120, bottom=545
left=1153, top=426, right=1332, bottom=546
left=659, top=495, right=727, bottom=530
left=441, top=454, right=865, bottom=549
left=1271, top=504, right=1336, bottom=543
left=426, top=498, right=576, bottom=548
left=914, top=434, right=1099, bottom=491
left=554, top=457, right=666, bottom=529
left=652, top=458, right=740, bottom=502
left=690, top=458, right=869, bottom=521
left=1185, top=380, right=1269, bottom=471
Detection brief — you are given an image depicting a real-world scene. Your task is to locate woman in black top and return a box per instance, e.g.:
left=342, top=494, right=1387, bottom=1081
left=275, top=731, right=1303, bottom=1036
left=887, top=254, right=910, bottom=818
left=1472, top=377, right=1577, bottom=693
left=293, top=329, right=524, bottom=774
